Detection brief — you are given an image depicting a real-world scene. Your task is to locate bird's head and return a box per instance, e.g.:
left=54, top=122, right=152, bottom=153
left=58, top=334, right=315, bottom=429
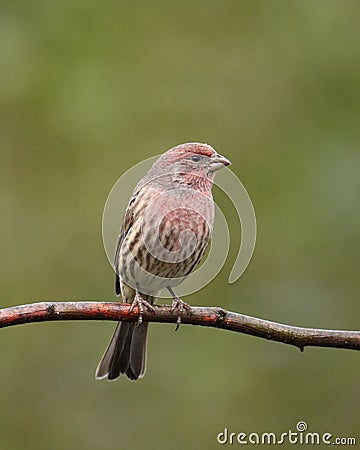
left=148, top=143, right=231, bottom=192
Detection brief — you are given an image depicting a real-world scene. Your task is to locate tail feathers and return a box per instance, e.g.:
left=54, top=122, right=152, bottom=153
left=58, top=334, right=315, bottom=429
left=127, top=322, right=148, bottom=379
left=95, top=321, right=149, bottom=381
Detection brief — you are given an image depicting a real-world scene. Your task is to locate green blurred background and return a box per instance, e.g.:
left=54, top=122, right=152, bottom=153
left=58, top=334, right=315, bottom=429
left=1, top=1, right=359, bottom=449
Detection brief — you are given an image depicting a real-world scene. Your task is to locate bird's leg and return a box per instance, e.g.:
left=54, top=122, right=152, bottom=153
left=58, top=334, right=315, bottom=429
left=167, top=287, right=191, bottom=331
left=129, top=288, right=155, bottom=326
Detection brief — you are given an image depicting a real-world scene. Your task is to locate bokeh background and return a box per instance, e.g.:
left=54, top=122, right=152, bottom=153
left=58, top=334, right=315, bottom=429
left=1, top=1, right=359, bottom=449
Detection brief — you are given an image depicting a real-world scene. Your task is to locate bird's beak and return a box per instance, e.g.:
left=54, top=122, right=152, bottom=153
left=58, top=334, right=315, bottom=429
left=209, top=152, right=231, bottom=172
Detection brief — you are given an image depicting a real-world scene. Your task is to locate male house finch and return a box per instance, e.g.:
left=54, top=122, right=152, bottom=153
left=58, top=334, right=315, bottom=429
left=96, top=142, right=230, bottom=381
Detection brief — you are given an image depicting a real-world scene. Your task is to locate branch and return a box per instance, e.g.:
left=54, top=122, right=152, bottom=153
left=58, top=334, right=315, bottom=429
left=0, top=301, right=359, bottom=352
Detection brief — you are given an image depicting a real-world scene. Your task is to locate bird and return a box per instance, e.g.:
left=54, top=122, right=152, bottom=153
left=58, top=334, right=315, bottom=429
left=95, top=142, right=231, bottom=381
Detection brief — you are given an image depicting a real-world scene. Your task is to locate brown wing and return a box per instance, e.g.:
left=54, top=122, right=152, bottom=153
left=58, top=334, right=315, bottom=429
left=114, top=195, right=137, bottom=296
left=113, top=174, right=161, bottom=295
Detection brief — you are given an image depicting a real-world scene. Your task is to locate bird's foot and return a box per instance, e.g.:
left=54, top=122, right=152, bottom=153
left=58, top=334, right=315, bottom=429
left=130, top=290, right=155, bottom=326
left=168, top=287, right=191, bottom=331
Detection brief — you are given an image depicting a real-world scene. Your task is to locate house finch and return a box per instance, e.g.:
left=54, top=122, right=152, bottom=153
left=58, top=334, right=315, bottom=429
left=96, top=142, right=230, bottom=381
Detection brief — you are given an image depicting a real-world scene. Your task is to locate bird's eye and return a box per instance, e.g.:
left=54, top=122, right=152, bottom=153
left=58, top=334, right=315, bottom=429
left=191, top=154, right=200, bottom=162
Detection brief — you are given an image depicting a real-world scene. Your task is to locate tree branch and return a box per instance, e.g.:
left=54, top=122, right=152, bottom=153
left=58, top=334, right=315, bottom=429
left=0, top=302, right=360, bottom=351
left=0, top=301, right=359, bottom=352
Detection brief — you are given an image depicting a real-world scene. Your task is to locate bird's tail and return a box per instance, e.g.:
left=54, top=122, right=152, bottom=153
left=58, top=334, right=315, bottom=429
left=95, top=320, right=149, bottom=381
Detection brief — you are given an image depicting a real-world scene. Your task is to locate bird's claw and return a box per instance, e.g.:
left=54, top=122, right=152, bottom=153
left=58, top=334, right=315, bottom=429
left=171, top=296, right=191, bottom=331
left=130, top=291, right=155, bottom=327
